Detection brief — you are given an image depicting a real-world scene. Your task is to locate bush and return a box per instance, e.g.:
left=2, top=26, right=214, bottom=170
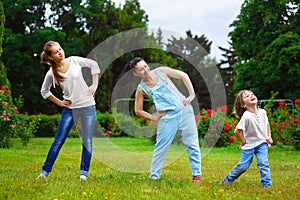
left=261, top=98, right=300, bottom=150
left=0, top=85, right=23, bottom=148
left=195, top=106, right=237, bottom=147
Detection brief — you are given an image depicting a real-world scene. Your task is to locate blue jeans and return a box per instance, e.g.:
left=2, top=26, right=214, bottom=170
left=222, top=142, right=272, bottom=187
left=150, top=106, right=201, bottom=179
left=40, top=105, right=96, bottom=177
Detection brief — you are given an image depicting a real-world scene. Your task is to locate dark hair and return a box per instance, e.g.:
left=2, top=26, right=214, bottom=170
left=116, top=57, right=144, bottom=83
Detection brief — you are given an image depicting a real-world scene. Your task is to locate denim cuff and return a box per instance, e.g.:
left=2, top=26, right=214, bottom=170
left=80, top=170, right=88, bottom=177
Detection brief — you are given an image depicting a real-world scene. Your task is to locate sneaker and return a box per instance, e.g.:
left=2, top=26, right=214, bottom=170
left=220, top=180, right=231, bottom=185
left=36, top=174, right=47, bottom=179
left=192, top=175, right=202, bottom=182
left=263, top=185, right=272, bottom=188
left=80, top=175, right=87, bottom=181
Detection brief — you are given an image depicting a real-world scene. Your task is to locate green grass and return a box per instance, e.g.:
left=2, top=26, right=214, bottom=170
left=1, top=137, right=299, bottom=200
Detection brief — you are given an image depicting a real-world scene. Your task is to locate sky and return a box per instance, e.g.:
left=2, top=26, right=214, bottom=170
left=112, top=0, right=243, bottom=62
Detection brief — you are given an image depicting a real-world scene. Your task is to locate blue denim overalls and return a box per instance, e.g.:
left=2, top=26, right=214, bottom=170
left=139, top=69, right=202, bottom=179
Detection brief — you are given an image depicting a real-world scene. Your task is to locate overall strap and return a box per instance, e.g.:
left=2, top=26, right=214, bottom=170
left=155, top=69, right=167, bottom=83
left=138, top=81, right=152, bottom=96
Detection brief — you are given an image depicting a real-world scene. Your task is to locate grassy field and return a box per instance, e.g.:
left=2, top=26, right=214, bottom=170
left=0, top=137, right=299, bottom=200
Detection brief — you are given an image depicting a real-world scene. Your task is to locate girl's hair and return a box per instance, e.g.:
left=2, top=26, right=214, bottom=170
left=40, top=41, right=65, bottom=85
left=233, top=90, right=249, bottom=119
left=116, top=57, right=144, bottom=83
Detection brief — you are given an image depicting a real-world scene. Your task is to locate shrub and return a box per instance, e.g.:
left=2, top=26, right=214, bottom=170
left=195, top=106, right=237, bottom=147
left=0, top=85, right=23, bottom=148
left=15, top=114, right=41, bottom=146
left=263, top=98, right=300, bottom=150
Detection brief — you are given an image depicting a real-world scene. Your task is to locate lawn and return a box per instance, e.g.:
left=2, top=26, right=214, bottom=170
left=0, top=137, right=299, bottom=200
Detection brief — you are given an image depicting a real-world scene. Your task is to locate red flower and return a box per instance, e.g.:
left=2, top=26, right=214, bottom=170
left=295, top=99, right=300, bottom=104
left=278, top=102, right=285, bottom=108
left=201, top=115, right=206, bottom=121
left=211, top=125, right=217, bottom=130
left=223, top=123, right=231, bottom=131
left=194, top=115, right=199, bottom=121
left=277, top=135, right=281, bottom=141
left=291, top=118, right=297, bottom=123
left=283, top=121, right=287, bottom=127
left=146, top=120, right=151, bottom=125
left=273, top=122, right=277, bottom=126
left=278, top=125, right=282, bottom=131
left=1, top=85, right=8, bottom=90
left=216, top=107, right=222, bottom=112
left=206, top=109, right=213, bottom=117
left=229, top=135, right=235, bottom=142
left=222, top=106, right=228, bottom=112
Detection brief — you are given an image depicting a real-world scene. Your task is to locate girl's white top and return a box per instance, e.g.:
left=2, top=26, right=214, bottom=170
left=236, top=108, right=270, bottom=149
left=40, top=56, right=100, bottom=109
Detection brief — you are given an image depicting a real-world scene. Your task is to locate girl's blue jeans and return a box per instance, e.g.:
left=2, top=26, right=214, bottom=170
left=222, top=142, right=272, bottom=187
left=150, top=106, right=201, bottom=179
left=40, top=105, right=96, bottom=177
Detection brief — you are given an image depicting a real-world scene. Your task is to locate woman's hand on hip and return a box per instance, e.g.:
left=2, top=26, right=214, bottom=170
left=183, top=95, right=195, bottom=106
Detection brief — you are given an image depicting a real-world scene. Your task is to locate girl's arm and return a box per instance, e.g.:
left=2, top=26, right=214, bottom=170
left=134, top=88, right=165, bottom=121
left=234, top=128, right=246, bottom=147
left=47, top=95, right=71, bottom=108
left=159, top=66, right=195, bottom=105
left=266, top=123, right=273, bottom=144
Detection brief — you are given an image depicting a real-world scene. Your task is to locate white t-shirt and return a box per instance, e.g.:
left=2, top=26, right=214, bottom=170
left=236, top=108, right=269, bottom=149
left=40, top=56, right=100, bottom=109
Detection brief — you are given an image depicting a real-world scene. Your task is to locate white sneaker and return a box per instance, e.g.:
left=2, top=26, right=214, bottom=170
left=80, top=175, right=87, bottom=181
left=36, top=174, right=46, bottom=179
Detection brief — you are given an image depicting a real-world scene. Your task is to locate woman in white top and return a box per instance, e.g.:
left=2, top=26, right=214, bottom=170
left=37, top=41, right=100, bottom=181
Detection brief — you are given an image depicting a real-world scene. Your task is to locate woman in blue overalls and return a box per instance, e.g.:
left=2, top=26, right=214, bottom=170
left=119, top=57, right=202, bottom=181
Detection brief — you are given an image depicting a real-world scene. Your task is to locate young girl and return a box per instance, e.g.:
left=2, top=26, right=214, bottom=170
left=221, top=90, right=273, bottom=188
left=37, top=41, right=100, bottom=181
left=118, top=57, right=202, bottom=181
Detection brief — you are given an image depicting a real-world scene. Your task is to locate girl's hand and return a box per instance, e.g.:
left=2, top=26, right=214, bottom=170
left=62, top=99, right=72, bottom=108
left=87, top=84, right=98, bottom=96
left=266, top=137, right=273, bottom=145
left=240, top=139, right=246, bottom=148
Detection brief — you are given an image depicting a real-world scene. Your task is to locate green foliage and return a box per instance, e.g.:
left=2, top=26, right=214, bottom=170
left=0, top=85, right=23, bottom=148
left=15, top=114, right=41, bottom=146
left=231, top=0, right=300, bottom=100
left=196, top=106, right=238, bottom=148
left=261, top=96, right=300, bottom=150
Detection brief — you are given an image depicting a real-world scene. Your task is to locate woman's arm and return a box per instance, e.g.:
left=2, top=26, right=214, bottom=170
left=86, top=73, right=99, bottom=96
left=159, top=66, right=195, bottom=105
left=134, top=88, right=165, bottom=121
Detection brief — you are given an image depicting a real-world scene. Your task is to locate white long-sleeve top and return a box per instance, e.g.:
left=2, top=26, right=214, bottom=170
left=41, top=56, right=100, bottom=109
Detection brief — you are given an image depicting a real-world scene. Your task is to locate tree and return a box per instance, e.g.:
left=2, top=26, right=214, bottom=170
left=218, top=43, right=238, bottom=110
left=230, top=0, right=300, bottom=99
left=0, top=1, right=9, bottom=87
